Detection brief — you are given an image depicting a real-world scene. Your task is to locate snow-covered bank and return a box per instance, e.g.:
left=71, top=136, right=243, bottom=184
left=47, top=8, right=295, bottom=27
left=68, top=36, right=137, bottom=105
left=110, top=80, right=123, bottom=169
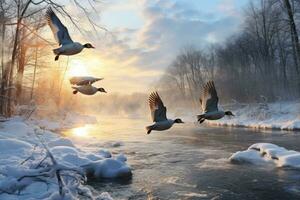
left=0, top=118, right=131, bottom=199
left=207, top=101, right=300, bottom=131
left=230, top=143, right=300, bottom=169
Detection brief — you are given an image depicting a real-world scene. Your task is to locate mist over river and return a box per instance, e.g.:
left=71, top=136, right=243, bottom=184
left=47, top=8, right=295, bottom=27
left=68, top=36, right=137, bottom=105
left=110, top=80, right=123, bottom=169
left=63, top=117, right=300, bottom=200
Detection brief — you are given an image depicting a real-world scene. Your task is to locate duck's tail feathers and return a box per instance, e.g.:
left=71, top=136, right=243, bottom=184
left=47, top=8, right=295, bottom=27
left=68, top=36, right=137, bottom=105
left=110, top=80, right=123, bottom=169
left=146, top=125, right=153, bottom=134
left=53, top=48, right=60, bottom=61
left=53, top=48, right=60, bottom=55
left=197, top=114, right=205, bottom=124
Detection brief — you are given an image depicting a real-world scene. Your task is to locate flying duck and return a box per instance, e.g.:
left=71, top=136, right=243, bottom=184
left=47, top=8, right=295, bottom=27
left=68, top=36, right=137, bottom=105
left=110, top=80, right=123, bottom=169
left=146, top=92, right=184, bottom=134
left=197, top=81, right=234, bottom=123
left=46, top=8, right=95, bottom=61
left=69, top=76, right=103, bottom=86
left=72, top=85, right=106, bottom=95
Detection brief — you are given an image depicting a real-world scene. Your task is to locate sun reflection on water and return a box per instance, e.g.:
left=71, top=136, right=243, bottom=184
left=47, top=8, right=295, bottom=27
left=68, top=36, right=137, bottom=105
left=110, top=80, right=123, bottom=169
left=72, top=126, right=89, bottom=137
left=62, top=118, right=147, bottom=141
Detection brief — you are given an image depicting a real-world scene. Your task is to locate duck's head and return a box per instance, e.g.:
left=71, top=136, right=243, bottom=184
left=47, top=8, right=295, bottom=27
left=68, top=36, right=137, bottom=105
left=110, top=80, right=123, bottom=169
left=98, top=87, right=107, bottom=93
left=174, top=118, right=184, bottom=123
left=84, top=43, right=95, bottom=48
left=225, top=111, right=234, bottom=116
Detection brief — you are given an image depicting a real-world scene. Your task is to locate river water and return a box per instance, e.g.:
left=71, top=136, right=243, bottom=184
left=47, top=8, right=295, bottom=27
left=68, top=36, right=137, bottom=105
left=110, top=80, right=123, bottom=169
left=63, top=117, right=300, bottom=200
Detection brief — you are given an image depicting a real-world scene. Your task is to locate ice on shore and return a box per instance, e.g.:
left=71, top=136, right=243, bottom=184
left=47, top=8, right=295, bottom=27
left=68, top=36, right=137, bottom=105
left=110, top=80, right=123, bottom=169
left=207, top=101, right=300, bottom=131
left=0, top=118, right=131, bottom=199
left=230, top=143, right=300, bottom=169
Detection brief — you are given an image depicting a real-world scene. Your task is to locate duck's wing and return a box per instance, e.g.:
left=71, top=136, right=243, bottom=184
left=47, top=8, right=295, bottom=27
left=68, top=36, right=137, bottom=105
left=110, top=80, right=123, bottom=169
left=71, top=86, right=79, bottom=90
left=149, top=92, right=167, bottom=122
left=77, top=78, right=103, bottom=85
left=69, top=76, right=103, bottom=85
left=46, top=8, right=73, bottom=45
left=200, top=81, right=219, bottom=113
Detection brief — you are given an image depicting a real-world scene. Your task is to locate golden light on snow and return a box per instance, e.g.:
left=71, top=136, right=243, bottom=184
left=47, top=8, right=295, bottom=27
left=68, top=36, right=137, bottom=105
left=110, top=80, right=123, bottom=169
left=72, top=126, right=89, bottom=137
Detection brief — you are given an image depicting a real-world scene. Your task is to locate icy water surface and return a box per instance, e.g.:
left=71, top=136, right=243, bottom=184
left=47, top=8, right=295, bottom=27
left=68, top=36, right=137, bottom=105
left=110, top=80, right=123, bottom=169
left=63, top=117, right=300, bottom=200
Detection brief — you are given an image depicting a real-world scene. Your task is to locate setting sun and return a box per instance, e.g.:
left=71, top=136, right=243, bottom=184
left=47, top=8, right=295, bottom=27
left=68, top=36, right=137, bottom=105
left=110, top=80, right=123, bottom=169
left=67, top=60, right=89, bottom=78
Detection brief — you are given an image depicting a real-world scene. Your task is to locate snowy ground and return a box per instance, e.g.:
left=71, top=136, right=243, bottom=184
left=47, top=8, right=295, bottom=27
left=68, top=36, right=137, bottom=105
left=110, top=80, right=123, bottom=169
left=207, top=101, right=300, bottom=131
left=230, top=143, right=300, bottom=169
left=0, top=117, right=131, bottom=200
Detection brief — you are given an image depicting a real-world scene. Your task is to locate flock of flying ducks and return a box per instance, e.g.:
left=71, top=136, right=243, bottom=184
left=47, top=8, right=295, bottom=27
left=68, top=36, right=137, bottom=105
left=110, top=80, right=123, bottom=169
left=146, top=81, right=234, bottom=134
left=46, top=8, right=235, bottom=134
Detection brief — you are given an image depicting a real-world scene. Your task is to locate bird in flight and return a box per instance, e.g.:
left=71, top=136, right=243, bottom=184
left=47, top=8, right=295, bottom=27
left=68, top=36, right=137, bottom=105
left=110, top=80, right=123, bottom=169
left=70, top=76, right=106, bottom=95
left=197, top=81, right=234, bottom=123
left=146, top=92, right=184, bottom=134
left=46, top=8, right=95, bottom=61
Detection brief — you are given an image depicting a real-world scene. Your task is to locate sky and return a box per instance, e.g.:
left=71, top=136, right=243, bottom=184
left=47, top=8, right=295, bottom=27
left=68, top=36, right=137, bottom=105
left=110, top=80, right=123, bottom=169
left=61, top=0, right=250, bottom=94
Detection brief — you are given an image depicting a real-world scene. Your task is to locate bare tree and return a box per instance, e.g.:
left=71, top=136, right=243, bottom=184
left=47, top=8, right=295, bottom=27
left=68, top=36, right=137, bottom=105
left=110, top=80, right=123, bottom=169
left=158, top=0, right=300, bottom=105
left=0, top=0, right=106, bottom=117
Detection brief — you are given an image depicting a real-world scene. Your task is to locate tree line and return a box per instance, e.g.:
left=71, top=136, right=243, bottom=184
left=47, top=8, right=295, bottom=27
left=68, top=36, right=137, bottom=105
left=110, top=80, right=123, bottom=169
left=158, top=0, right=300, bottom=106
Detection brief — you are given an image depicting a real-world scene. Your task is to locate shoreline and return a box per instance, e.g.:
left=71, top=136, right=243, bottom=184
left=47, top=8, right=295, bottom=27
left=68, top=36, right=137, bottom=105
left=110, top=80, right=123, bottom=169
left=207, top=122, right=300, bottom=132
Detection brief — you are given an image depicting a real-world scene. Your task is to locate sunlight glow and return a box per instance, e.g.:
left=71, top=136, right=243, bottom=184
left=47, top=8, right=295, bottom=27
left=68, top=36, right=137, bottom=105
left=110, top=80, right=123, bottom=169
left=72, top=126, right=89, bottom=137
left=67, top=60, right=89, bottom=78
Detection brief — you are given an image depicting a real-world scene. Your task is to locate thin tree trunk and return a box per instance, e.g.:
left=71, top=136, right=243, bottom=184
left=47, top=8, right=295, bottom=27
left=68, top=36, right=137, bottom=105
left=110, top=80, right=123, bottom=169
left=1, top=18, right=4, bottom=78
left=16, top=28, right=27, bottom=102
left=284, top=0, right=300, bottom=74
left=30, top=45, right=38, bottom=100
left=0, top=19, right=5, bottom=114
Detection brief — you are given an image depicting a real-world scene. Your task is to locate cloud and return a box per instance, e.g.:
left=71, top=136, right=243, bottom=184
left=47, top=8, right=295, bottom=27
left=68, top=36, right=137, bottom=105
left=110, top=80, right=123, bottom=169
left=71, top=0, right=246, bottom=93
left=133, top=0, right=242, bottom=69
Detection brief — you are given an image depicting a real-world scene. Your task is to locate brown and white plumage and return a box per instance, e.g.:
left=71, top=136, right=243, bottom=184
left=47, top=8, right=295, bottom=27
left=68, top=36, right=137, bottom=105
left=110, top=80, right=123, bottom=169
left=197, top=81, right=234, bottom=123
left=149, top=92, right=167, bottom=122
left=200, top=81, right=219, bottom=113
left=146, top=92, right=183, bottom=134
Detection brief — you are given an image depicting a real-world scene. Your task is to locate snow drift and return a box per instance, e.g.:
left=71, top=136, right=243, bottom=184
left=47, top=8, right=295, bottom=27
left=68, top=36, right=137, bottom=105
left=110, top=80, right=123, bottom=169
left=0, top=118, right=131, bottom=199
left=208, top=101, right=300, bottom=131
left=230, top=143, right=300, bottom=169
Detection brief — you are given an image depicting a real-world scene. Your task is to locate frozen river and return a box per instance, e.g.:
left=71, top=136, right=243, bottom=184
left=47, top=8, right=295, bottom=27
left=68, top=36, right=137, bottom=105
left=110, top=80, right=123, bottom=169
left=63, top=117, right=300, bottom=200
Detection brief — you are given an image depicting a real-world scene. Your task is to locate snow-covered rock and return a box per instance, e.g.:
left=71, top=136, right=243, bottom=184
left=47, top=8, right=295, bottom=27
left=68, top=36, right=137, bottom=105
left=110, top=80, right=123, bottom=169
left=47, top=138, right=75, bottom=148
left=0, top=139, right=33, bottom=156
left=0, top=139, right=33, bottom=166
left=230, top=143, right=300, bottom=169
left=0, top=118, right=131, bottom=199
left=97, top=149, right=112, bottom=158
left=0, top=121, right=34, bottom=138
left=83, top=158, right=132, bottom=178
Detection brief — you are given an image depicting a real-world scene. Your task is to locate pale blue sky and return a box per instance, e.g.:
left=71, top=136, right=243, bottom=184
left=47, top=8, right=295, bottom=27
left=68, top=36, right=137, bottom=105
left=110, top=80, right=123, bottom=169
left=101, top=0, right=249, bottom=29
left=70, top=0, right=252, bottom=92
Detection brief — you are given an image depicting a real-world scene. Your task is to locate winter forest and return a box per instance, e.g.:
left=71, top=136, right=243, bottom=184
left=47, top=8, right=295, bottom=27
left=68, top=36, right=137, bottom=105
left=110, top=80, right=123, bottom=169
left=0, top=0, right=300, bottom=199
left=158, top=0, right=300, bottom=105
